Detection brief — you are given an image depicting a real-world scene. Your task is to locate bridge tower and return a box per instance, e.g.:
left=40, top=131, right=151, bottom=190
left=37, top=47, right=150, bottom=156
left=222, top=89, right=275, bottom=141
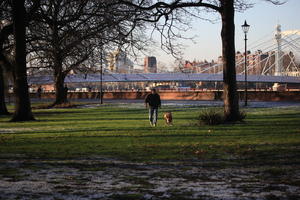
left=273, top=24, right=285, bottom=91
left=275, top=24, right=283, bottom=76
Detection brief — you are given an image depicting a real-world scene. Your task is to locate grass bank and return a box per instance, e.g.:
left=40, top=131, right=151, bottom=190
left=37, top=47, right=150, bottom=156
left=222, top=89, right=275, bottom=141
left=0, top=104, right=300, bottom=165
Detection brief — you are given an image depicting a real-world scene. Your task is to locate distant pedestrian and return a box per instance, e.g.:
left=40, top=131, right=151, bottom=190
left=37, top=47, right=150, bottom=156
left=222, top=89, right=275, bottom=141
left=37, top=86, right=42, bottom=99
left=145, top=88, right=161, bottom=127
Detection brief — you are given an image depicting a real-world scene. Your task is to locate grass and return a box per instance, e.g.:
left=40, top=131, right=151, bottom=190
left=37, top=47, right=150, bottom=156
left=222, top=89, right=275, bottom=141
left=0, top=167, right=24, bottom=180
left=0, top=103, right=300, bottom=166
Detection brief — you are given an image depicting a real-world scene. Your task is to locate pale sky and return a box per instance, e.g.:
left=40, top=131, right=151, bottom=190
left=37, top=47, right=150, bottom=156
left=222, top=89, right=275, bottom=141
left=148, top=0, right=300, bottom=68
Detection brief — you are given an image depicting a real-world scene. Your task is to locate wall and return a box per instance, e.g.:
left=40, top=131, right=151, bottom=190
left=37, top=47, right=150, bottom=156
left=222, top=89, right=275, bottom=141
left=26, top=91, right=300, bottom=101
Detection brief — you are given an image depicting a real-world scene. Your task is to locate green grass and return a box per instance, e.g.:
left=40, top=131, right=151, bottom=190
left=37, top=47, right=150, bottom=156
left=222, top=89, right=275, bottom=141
left=1, top=104, right=300, bottom=165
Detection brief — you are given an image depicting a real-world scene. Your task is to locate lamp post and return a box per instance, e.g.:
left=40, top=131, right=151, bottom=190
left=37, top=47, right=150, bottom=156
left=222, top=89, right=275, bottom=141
left=242, top=20, right=250, bottom=106
left=100, top=46, right=103, bottom=104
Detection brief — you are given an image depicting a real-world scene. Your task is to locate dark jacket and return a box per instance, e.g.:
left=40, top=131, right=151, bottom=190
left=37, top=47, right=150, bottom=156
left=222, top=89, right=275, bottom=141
left=145, top=93, right=161, bottom=108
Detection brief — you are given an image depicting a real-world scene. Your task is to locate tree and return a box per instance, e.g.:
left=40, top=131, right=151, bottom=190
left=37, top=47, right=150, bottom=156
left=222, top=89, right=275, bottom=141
left=10, top=0, right=34, bottom=121
left=0, top=3, right=12, bottom=116
left=27, top=0, right=148, bottom=106
left=118, top=0, right=283, bottom=122
left=0, top=24, right=12, bottom=116
left=0, top=65, right=9, bottom=115
left=0, top=0, right=39, bottom=121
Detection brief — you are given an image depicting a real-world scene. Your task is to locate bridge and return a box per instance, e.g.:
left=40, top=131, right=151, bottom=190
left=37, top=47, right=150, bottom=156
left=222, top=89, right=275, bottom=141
left=28, top=73, right=300, bottom=85
left=189, top=25, right=300, bottom=77
left=28, top=25, right=300, bottom=85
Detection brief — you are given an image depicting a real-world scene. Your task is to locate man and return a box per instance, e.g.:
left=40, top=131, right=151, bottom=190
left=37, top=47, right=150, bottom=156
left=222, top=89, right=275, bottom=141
left=145, top=88, right=161, bottom=127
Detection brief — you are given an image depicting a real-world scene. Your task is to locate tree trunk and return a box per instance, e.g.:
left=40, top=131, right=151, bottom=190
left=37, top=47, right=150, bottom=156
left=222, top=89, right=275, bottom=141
left=220, top=0, right=240, bottom=122
left=10, top=0, right=35, bottom=121
left=53, top=69, right=68, bottom=105
left=0, top=66, right=9, bottom=115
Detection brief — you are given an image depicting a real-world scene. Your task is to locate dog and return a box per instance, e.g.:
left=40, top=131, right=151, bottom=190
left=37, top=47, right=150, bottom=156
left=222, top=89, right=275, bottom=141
left=163, top=112, right=173, bottom=126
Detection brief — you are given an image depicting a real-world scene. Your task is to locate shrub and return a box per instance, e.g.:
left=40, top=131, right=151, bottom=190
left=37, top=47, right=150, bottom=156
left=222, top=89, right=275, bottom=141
left=236, top=110, right=247, bottom=122
left=198, top=109, right=247, bottom=125
left=198, top=109, right=224, bottom=125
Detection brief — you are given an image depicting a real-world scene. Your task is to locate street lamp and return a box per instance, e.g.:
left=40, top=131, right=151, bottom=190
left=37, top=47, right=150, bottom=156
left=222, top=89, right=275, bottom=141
left=100, top=46, right=103, bottom=104
left=242, top=20, right=250, bottom=106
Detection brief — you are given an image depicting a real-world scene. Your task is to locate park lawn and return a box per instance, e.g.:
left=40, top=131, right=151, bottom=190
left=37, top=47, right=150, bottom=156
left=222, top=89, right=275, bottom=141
left=0, top=104, right=300, bottom=165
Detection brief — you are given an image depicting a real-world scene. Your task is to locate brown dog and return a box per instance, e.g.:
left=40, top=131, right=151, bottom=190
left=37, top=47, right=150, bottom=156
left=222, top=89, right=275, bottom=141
left=163, top=112, right=173, bottom=126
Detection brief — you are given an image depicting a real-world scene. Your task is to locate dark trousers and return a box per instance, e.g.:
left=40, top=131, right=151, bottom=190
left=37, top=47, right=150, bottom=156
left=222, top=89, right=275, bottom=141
left=149, top=107, right=158, bottom=125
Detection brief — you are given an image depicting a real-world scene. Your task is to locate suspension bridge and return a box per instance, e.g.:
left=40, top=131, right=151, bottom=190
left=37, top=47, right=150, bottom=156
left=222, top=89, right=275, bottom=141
left=28, top=25, right=300, bottom=86
left=196, top=25, right=300, bottom=76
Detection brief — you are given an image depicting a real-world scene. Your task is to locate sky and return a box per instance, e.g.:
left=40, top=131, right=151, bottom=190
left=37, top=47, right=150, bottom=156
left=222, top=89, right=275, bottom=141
left=148, top=0, right=300, bottom=68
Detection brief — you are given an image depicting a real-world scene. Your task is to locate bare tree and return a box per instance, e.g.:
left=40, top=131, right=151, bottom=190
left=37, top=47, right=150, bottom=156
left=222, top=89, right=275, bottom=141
left=27, top=0, right=148, bottom=106
left=0, top=0, right=40, bottom=121
left=117, top=0, right=284, bottom=122
left=0, top=66, right=9, bottom=115
left=0, top=2, right=12, bottom=116
left=10, top=0, right=35, bottom=121
left=0, top=32, right=11, bottom=116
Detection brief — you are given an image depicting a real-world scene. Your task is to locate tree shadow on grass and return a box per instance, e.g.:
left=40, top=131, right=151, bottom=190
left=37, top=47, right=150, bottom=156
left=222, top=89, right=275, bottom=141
left=10, top=127, right=297, bottom=139
left=36, top=117, right=147, bottom=122
left=34, top=111, right=84, bottom=115
left=248, top=113, right=300, bottom=119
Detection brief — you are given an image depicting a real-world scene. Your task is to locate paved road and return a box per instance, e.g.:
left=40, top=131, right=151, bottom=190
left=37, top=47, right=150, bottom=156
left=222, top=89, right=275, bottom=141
left=27, top=98, right=300, bottom=108
left=103, top=99, right=300, bottom=108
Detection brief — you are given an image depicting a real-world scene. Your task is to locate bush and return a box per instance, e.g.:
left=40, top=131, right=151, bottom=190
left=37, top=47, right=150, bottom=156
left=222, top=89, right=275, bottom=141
left=198, top=109, right=224, bottom=125
left=236, top=110, right=247, bottom=122
left=198, top=109, right=247, bottom=125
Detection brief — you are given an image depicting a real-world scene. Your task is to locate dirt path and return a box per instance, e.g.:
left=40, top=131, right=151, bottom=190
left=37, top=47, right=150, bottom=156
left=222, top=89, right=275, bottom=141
left=0, top=157, right=299, bottom=200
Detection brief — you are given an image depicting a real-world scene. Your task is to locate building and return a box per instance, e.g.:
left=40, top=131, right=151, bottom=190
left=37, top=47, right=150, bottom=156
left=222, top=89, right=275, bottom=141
left=107, top=49, right=134, bottom=73
left=181, top=59, right=221, bottom=74
left=144, top=56, right=157, bottom=73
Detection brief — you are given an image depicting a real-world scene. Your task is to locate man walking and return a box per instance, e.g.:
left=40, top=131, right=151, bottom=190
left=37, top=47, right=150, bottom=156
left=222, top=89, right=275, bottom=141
left=145, top=88, right=161, bottom=127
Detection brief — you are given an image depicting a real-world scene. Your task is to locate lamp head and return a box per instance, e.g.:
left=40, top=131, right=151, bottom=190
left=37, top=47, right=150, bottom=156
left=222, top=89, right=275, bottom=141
left=242, top=20, right=250, bottom=34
